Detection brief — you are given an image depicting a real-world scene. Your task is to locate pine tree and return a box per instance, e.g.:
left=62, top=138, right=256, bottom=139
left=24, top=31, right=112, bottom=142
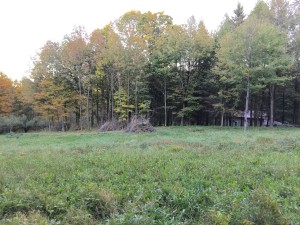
left=232, top=2, right=246, bottom=27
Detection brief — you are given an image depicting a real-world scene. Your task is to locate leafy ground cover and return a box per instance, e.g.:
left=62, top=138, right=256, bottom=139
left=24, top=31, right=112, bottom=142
left=0, top=127, right=299, bottom=224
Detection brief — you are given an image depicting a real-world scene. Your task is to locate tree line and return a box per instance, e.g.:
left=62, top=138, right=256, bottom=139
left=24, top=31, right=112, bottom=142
left=0, top=0, right=299, bottom=132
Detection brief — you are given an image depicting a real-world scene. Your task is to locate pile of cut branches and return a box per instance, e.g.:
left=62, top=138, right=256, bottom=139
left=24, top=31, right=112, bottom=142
left=99, top=120, right=126, bottom=132
left=124, top=116, right=156, bottom=133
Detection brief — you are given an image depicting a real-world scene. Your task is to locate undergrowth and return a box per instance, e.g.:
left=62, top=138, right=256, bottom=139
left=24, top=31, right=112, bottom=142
left=0, top=127, right=299, bottom=224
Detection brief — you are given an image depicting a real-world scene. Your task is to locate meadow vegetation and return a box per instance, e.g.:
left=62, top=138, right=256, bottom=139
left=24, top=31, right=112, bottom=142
left=0, top=127, right=299, bottom=224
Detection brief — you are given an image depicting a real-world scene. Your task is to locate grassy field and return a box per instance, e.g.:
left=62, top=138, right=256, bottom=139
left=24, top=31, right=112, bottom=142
left=0, top=126, right=299, bottom=224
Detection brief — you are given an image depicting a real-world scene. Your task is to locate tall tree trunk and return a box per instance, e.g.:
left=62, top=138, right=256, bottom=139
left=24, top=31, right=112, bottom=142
left=61, top=117, right=65, bottom=132
left=96, top=87, right=99, bottom=125
left=220, top=107, right=224, bottom=127
left=134, top=79, right=138, bottom=116
left=127, top=74, right=130, bottom=122
left=100, top=84, right=104, bottom=126
left=48, top=120, right=51, bottom=131
left=244, top=76, right=250, bottom=132
left=86, top=85, right=90, bottom=129
left=181, top=101, right=184, bottom=126
left=220, top=96, right=224, bottom=127
left=78, top=73, right=83, bottom=131
left=107, top=74, right=111, bottom=121
left=241, top=115, right=243, bottom=127
left=91, top=88, right=94, bottom=127
left=250, top=99, right=253, bottom=126
left=111, top=74, right=114, bottom=120
left=164, top=80, right=167, bottom=126
left=260, top=91, right=265, bottom=126
left=293, top=78, right=299, bottom=124
left=254, top=97, right=258, bottom=127
left=206, top=112, right=209, bottom=126
left=281, top=88, right=285, bottom=124
left=270, top=84, right=275, bottom=127
left=293, top=99, right=298, bottom=124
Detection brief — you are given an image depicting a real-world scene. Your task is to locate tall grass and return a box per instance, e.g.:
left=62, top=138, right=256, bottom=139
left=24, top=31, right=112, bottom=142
left=0, top=127, right=299, bottom=224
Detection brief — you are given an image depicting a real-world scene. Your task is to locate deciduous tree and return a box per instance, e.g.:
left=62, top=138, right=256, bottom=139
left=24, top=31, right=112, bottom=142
left=0, top=72, right=13, bottom=115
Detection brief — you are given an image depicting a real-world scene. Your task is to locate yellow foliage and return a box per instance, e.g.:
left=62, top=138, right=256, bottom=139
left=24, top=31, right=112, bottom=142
left=0, top=72, right=13, bottom=115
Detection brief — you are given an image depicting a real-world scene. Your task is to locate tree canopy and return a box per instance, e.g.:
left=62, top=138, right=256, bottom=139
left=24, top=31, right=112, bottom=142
left=1, top=1, right=299, bottom=132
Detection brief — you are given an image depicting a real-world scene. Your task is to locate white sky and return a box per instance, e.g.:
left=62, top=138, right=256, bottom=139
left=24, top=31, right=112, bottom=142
left=0, top=0, right=258, bottom=80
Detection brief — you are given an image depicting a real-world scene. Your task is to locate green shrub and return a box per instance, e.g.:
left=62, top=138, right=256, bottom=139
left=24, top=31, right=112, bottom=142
left=0, top=115, right=48, bottom=133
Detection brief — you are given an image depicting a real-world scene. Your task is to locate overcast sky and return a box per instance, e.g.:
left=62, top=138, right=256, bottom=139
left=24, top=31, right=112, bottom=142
left=0, top=0, right=259, bottom=80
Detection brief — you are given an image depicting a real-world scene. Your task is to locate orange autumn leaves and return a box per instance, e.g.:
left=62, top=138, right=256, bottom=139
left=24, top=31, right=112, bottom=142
left=0, top=72, right=13, bottom=115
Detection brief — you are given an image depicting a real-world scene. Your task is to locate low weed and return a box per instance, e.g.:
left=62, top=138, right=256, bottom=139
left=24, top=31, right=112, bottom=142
left=0, top=211, right=49, bottom=225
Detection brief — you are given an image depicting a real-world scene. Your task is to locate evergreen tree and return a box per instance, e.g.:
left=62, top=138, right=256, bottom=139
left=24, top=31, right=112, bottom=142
left=232, top=2, right=246, bottom=27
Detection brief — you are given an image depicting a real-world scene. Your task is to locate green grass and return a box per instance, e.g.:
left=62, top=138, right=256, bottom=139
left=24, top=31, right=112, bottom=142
left=0, top=126, right=300, bottom=224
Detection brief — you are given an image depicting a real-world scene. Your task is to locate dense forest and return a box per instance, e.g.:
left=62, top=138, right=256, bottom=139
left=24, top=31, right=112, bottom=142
left=0, top=0, right=299, bottom=132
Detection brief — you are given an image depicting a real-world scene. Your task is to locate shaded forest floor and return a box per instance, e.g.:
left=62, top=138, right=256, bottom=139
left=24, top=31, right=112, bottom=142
left=0, top=127, right=300, bottom=224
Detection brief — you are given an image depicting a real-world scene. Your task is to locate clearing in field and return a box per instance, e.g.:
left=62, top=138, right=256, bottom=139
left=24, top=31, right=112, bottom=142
left=0, top=127, right=299, bottom=224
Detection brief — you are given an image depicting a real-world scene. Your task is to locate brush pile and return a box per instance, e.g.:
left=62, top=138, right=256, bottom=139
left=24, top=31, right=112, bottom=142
left=124, top=116, right=156, bottom=133
left=99, top=120, right=126, bottom=132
